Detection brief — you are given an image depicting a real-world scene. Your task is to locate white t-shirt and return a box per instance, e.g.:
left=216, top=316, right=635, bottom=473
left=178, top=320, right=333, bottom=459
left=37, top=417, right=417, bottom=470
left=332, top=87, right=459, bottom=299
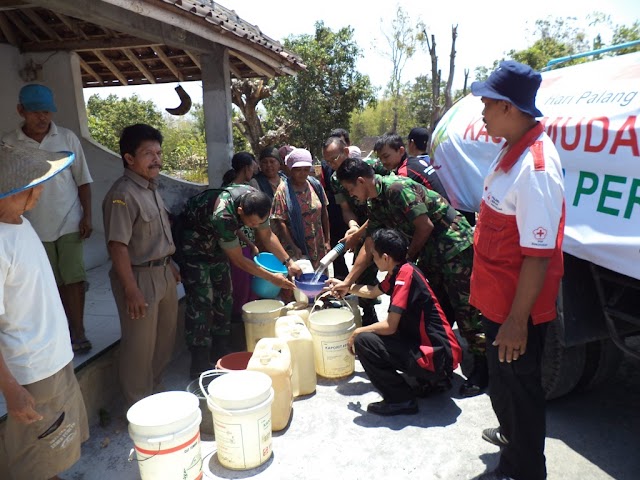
left=2, top=123, right=93, bottom=241
left=0, top=218, right=73, bottom=385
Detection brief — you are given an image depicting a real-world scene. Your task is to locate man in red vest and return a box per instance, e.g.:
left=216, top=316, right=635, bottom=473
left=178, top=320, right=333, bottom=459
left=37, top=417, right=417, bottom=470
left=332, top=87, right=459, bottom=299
left=469, top=61, right=565, bottom=480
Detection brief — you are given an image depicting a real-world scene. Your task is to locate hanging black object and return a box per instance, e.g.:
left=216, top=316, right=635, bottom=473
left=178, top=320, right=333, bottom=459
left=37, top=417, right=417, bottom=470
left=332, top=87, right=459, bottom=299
left=165, top=85, right=192, bottom=115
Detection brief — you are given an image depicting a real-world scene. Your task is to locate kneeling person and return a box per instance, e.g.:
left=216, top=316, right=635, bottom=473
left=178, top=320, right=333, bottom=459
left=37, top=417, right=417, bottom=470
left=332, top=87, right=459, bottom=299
left=338, top=229, right=462, bottom=416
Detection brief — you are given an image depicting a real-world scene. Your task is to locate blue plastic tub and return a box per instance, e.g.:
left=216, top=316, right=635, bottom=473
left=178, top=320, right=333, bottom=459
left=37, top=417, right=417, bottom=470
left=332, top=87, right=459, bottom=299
left=295, top=273, right=328, bottom=299
left=252, top=253, right=288, bottom=298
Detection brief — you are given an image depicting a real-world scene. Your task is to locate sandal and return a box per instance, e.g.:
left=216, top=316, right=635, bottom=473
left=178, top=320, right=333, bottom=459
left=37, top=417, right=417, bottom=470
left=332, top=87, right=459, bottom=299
left=72, top=338, right=92, bottom=353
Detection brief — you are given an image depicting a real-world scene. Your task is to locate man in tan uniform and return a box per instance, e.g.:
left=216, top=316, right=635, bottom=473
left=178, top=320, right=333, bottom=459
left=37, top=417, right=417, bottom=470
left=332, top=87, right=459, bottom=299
left=103, top=124, right=180, bottom=406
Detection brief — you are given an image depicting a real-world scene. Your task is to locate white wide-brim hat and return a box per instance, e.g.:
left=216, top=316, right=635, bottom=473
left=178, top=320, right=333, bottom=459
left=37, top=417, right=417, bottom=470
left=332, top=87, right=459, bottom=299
left=0, top=142, right=74, bottom=199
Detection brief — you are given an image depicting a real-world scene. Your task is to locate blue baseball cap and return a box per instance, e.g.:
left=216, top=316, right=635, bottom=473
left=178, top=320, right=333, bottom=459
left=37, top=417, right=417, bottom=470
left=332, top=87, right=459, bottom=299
left=471, top=61, right=543, bottom=118
left=18, top=84, right=57, bottom=112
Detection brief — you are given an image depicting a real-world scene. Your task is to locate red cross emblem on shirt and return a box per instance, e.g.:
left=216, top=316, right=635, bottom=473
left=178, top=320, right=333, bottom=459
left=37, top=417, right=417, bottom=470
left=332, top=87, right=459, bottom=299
left=533, top=227, right=547, bottom=241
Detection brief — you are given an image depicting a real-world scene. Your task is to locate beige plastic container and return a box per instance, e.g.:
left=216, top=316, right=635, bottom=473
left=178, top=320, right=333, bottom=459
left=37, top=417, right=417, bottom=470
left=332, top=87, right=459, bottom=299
left=308, top=308, right=356, bottom=378
left=205, top=370, right=274, bottom=470
left=242, top=299, right=284, bottom=351
left=247, top=338, right=293, bottom=431
left=275, top=316, right=316, bottom=397
left=284, top=301, right=312, bottom=328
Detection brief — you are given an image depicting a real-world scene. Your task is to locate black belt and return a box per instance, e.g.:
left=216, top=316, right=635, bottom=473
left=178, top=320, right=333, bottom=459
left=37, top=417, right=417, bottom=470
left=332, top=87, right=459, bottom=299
left=133, top=256, right=171, bottom=268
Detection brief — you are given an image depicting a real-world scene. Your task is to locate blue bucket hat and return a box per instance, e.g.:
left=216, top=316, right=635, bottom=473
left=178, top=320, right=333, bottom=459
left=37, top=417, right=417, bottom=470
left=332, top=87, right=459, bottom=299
left=18, top=84, right=57, bottom=112
left=471, top=61, right=543, bottom=118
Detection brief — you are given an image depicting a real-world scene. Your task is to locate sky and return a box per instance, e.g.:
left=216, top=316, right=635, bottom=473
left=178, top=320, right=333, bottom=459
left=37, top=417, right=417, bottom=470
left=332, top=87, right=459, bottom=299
left=83, top=0, right=640, bottom=111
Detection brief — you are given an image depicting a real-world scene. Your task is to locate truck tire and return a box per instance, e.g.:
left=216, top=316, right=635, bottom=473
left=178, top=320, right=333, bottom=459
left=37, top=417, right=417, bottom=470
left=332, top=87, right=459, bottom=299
left=542, top=321, right=587, bottom=400
left=576, top=340, right=623, bottom=392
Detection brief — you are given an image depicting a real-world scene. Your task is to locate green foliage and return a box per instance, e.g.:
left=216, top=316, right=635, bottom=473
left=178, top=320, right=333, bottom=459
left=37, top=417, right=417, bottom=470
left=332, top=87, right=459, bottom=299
left=264, top=21, right=376, bottom=157
left=611, top=21, right=640, bottom=55
left=86, top=94, right=165, bottom=153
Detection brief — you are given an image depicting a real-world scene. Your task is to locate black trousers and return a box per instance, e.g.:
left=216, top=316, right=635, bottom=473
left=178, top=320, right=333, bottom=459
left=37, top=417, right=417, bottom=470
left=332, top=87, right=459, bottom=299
left=355, top=332, right=444, bottom=403
left=483, top=318, right=548, bottom=480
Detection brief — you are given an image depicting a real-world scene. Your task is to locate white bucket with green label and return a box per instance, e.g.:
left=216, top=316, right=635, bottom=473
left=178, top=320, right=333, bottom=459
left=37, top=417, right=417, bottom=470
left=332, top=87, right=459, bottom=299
left=203, top=370, right=274, bottom=470
left=308, top=307, right=355, bottom=378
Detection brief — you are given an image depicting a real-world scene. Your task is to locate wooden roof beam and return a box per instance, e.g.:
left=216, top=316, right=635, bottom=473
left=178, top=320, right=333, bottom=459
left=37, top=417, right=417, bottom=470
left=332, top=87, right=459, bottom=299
left=79, top=57, right=103, bottom=84
left=123, top=48, right=156, bottom=84
left=21, top=9, right=61, bottom=41
left=54, top=12, right=88, bottom=40
left=0, top=12, right=19, bottom=47
left=93, top=50, right=128, bottom=86
left=22, top=36, right=163, bottom=53
left=151, top=46, right=184, bottom=82
left=185, top=50, right=201, bottom=69
left=229, top=50, right=275, bottom=78
left=4, top=10, right=39, bottom=42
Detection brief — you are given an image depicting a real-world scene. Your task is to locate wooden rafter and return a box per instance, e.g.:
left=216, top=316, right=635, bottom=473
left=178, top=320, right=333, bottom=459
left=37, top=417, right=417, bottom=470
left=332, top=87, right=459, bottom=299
left=22, top=36, right=162, bottom=52
left=4, top=10, right=39, bottom=42
left=22, top=9, right=61, bottom=41
left=228, top=61, right=242, bottom=78
left=53, top=12, right=87, bottom=40
left=185, top=50, right=200, bottom=69
left=79, top=57, right=103, bottom=84
left=93, top=50, right=127, bottom=85
left=230, top=50, right=275, bottom=78
left=122, top=48, right=156, bottom=84
left=151, top=46, right=184, bottom=82
left=0, top=12, right=19, bottom=46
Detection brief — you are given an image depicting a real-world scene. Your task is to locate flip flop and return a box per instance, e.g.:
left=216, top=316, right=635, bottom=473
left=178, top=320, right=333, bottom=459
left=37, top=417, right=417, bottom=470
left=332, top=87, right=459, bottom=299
left=72, top=338, right=92, bottom=353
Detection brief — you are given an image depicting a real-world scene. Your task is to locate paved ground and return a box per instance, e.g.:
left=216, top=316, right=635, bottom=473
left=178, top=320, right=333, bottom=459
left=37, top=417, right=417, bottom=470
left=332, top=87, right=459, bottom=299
left=65, top=329, right=640, bottom=480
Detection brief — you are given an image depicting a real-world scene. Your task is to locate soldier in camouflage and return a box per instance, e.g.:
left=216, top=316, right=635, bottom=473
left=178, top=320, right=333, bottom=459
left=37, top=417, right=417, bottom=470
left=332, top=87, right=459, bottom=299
left=323, top=136, right=389, bottom=325
left=177, top=185, right=300, bottom=378
left=333, top=158, right=488, bottom=397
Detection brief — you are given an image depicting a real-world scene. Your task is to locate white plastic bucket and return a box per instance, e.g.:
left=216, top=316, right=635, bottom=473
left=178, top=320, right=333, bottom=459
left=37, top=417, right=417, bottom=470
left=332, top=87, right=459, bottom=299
left=127, top=391, right=203, bottom=480
left=204, top=370, right=274, bottom=470
left=309, top=308, right=356, bottom=378
left=242, top=299, right=284, bottom=351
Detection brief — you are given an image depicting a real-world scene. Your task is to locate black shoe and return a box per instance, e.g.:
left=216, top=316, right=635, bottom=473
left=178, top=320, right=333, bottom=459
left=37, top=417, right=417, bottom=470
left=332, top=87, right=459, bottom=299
left=361, top=306, right=378, bottom=326
left=366, top=399, right=418, bottom=416
left=189, top=346, right=212, bottom=379
left=459, top=355, right=489, bottom=397
left=473, top=469, right=514, bottom=480
left=411, top=377, right=452, bottom=398
left=481, top=427, right=509, bottom=447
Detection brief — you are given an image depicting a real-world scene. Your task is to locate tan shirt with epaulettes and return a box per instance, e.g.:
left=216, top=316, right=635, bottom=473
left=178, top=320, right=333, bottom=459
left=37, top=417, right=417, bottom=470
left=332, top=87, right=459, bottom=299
left=102, top=169, right=175, bottom=265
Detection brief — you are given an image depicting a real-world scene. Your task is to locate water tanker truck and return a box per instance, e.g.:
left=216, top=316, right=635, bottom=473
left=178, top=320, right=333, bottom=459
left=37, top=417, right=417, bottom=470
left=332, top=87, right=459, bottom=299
left=431, top=51, right=640, bottom=399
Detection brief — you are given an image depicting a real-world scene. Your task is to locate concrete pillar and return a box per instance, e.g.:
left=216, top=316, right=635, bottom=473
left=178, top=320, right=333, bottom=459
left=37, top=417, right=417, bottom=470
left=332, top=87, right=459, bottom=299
left=201, top=45, right=233, bottom=187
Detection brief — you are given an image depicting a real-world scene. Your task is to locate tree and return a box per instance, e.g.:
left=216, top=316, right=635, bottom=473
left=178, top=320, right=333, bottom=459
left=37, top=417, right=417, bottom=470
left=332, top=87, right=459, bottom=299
left=611, top=20, right=640, bottom=55
left=418, top=24, right=459, bottom=131
left=378, top=6, right=416, bottom=133
left=86, top=94, right=165, bottom=153
left=231, top=79, right=292, bottom=155
left=264, top=21, right=376, bottom=158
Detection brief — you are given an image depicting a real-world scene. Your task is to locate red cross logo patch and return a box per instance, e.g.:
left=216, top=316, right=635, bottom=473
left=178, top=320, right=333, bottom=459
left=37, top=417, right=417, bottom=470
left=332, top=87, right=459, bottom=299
left=533, top=227, right=547, bottom=241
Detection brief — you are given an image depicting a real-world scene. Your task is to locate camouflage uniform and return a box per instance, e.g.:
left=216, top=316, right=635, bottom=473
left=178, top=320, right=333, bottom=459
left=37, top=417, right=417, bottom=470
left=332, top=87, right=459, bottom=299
left=179, top=184, right=269, bottom=347
left=331, top=159, right=387, bottom=323
left=366, top=175, right=485, bottom=355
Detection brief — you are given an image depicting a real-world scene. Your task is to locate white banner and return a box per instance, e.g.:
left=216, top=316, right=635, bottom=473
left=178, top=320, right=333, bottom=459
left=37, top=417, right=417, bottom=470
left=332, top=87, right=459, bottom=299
left=432, top=52, right=640, bottom=280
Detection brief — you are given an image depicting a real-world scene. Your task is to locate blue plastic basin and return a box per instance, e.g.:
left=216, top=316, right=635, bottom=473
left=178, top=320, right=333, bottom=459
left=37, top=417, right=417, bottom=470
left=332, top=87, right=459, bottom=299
left=295, top=273, right=328, bottom=299
left=252, top=253, right=288, bottom=298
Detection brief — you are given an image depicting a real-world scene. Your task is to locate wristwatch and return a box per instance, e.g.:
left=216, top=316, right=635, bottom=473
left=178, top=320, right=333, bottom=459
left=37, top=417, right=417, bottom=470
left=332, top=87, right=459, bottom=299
left=284, top=257, right=292, bottom=265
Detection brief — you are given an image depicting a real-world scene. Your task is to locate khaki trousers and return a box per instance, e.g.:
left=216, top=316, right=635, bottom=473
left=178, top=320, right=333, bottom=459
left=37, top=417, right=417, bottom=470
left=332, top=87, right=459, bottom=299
left=110, top=264, right=178, bottom=406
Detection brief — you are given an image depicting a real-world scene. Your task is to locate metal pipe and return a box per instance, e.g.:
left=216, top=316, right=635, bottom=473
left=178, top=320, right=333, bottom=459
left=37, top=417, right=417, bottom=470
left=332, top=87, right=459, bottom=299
left=542, top=40, right=640, bottom=71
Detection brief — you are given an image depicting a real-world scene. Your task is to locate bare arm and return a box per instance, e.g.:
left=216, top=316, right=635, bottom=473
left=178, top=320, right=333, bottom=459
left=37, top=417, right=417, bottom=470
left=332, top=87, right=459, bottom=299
left=225, top=245, right=295, bottom=289
left=331, top=236, right=375, bottom=297
left=77, top=183, right=92, bottom=239
left=495, top=256, right=551, bottom=363
left=0, top=351, right=42, bottom=424
left=321, top=203, right=330, bottom=247
left=407, top=215, right=434, bottom=261
left=108, top=241, right=147, bottom=320
left=255, top=227, right=303, bottom=278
